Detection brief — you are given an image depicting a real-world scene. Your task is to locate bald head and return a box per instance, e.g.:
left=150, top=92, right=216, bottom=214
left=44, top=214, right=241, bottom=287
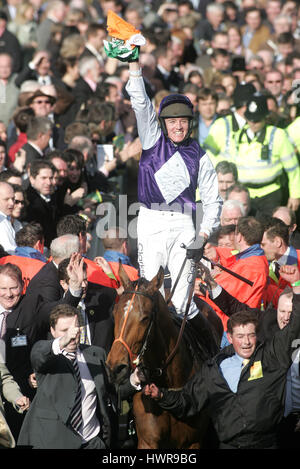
left=0, top=182, right=15, bottom=216
left=272, top=206, right=297, bottom=233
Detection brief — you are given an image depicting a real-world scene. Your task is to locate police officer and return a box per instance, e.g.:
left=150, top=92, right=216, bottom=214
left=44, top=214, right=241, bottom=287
left=203, top=82, right=256, bottom=165
left=233, top=94, right=300, bottom=216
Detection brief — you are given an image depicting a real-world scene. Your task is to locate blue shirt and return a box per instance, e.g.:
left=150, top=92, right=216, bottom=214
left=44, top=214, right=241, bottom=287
left=198, top=115, right=217, bottom=145
left=219, top=353, right=245, bottom=393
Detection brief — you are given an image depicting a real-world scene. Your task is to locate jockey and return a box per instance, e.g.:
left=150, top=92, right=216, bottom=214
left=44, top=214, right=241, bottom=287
left=104, top=12, right=223, bottom=347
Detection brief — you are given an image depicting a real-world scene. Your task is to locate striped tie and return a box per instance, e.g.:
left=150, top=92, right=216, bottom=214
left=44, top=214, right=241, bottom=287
left=66, top=352, right=83, bottom=433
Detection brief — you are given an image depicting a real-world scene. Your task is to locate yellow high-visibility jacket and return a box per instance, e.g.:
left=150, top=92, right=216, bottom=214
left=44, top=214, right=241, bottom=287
left=233, top=125, right=300, bottom=199
left=203, top=113, right=243, bottom=166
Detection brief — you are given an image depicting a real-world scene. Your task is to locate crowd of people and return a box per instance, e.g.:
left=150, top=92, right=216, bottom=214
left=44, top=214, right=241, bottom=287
left=1, top=0, right=300, bottom=451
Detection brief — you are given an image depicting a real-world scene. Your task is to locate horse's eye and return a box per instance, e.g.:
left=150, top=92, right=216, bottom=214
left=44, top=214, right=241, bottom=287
left=141, top=315, right=149, bottom=323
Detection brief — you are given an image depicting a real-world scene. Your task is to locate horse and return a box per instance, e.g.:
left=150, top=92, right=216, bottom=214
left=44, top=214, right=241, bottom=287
left=106, top=262, right=221, bottom=449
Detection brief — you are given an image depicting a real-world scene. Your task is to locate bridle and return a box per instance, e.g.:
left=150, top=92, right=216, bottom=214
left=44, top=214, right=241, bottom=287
left=112, top=284, right=158, bottom=370
left=112, top=282, right=189, bottom=378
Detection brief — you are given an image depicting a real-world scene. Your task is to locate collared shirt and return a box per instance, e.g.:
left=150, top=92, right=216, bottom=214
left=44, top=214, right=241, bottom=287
left=27, top=140, right=44, bottom=156
left=233, top=111, right=246, bottom=129
left=39, top=193, right=51, bottom=203
left=219, top=353, right=245, bottom=392
left=242, top=27, right=253, bottom=49
left=0, top=210, right=16, bottom=253
left=77, top=299, right=91, bottom=345
left=84, top=77, right=97, bottom=92
left=157, top=64, right=170, bottom=79
left=270, top=247, right=291, bottom=277
left=52, top=339, right=100, bottom=443
left=37, top=75, right=52, bottom=86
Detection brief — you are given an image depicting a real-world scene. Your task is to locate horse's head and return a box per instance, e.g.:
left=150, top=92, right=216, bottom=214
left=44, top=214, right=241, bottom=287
left=106, top=262, right=164, bottom=385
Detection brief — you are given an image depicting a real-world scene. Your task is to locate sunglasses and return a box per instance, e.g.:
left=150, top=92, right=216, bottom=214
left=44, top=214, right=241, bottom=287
left=15, top=200, right=25, bottom=205
left=33, top=100, right=51, bottom=104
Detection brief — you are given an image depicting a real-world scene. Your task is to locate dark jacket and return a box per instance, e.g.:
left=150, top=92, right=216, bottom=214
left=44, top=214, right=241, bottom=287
left=21, top=142, right=44, bottom=166
left=211, top=286, right=279, bottom=342
left=17, top=340, right=134, bottom=449
left=24, top=186, right=59, bottom=248
left=27, top=262, right=116, bottom=353
left=0, top=28, right=22, bottom=72
left=5, top=293, right=45, bottom=398
left=158, top=293, right=300, bottom=448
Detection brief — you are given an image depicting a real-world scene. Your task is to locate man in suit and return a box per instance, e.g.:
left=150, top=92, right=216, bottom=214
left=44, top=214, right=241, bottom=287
left=15, top=50, right=63, bottom=88
left=17, top=303, right=136, bottom=449
left=26, top=235, right=82, bottom=303
left=21, top=116, right=53, bottom=167
left=24, top=159, right=59, bottom=247
left=57, top=257, right=116, bottom=353
left=0, top=262, right=47, bottom=438
left=80, top=22, right=106, bottom=66
left=152, top=45, right=183, bottom=92
left=73, top=57, right=103, bottom=109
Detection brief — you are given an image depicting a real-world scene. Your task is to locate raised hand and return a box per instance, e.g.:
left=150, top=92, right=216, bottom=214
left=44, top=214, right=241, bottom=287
left=280, top=265, right=300, bottom=285
left=59, top=315, right=80, bottom=350
left=67, top=253, right=85, bottom=290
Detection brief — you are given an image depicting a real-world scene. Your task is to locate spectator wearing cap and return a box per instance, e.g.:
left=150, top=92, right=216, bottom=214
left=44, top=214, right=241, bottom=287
left=233, top=94, right=300, bottom=217
left=203, top=82, right=256, bottom=165
left=26, top=89, right=56, bottom=118
left=0, top=10, right=22, bottom=73
left=26, top=88, right=65, bottom=151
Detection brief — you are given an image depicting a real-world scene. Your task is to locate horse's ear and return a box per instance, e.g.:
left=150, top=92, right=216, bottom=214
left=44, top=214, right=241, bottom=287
left=148, top=266, right=164, bottom=293
left=118, top=260, right=133, bottom=290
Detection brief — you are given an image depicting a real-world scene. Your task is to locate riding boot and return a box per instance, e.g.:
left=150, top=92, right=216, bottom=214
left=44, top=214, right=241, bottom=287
left=188, top=312, right=220, bottom=357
